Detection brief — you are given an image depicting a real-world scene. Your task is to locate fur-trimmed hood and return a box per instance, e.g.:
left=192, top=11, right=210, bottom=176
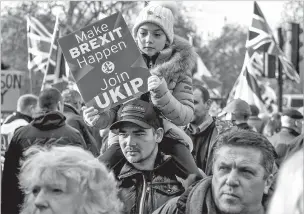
left=150, top=35, right=197, bottom=89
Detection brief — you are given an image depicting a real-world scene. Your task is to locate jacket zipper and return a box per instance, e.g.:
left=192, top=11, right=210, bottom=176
left=139, top=174, right=147, bottom=214
left=149, top=56, right=153, bottom=68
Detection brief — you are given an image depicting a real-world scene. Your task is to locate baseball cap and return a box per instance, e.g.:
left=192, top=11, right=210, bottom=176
left=110, top=99, right=161, bottom=130
left=222, top=99, right=251, bottom=115
left=282, top=108, right=303, bottom=119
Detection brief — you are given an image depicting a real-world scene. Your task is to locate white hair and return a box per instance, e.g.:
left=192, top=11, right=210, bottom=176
left=19, top=145, right=123, bottom=214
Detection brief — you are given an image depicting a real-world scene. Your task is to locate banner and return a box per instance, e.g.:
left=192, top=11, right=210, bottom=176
left=58, top=12, right=150, bottom=113
left=1, top=70, right=24, bottom=112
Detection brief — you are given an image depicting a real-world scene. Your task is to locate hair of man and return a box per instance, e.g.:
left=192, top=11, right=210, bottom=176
left=212, top=129, right=276, bottom=178
left=193, top=82, right=210, bottom=103
left=38, top=87, right=63, bottom=111
left=62, top=89, right=83, bottom=109
left=17, top=94, right=38, bottom=113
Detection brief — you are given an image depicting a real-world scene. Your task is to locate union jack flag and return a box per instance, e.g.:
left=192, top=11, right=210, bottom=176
left=227, top=52, right=268, bottom=113
left=246, top=1, right=300, bottom=83
left=27, top=16, right=52, bottom=73
left=41, top=16, right=68, bottom=92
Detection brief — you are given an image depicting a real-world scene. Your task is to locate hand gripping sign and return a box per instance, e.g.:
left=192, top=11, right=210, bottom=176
left=58, top=12, right=150, bottom=113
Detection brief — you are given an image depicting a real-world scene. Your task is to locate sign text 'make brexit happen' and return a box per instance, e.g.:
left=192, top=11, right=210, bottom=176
left=58, top=12, right=150, bottom=113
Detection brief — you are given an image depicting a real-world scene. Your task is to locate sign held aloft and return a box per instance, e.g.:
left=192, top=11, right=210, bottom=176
left=58, top=12, right=150, bottom=113
left=1, top=70, right=24, bottom=112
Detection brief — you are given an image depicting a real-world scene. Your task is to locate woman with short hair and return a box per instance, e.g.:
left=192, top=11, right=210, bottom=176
left=19, top=145, right=123, bottom=214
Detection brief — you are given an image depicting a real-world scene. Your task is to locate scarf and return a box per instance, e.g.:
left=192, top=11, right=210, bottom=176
left=177, top=177, right=218, bottom=214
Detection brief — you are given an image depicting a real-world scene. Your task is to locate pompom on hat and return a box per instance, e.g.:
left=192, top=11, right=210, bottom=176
left=132, top=1, right=178, bottom=45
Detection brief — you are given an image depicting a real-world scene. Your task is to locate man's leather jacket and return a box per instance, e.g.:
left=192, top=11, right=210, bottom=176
left=111, top=152, right=185, bottom=214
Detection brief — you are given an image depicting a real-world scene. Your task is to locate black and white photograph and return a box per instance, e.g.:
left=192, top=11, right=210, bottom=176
left=1, top=1, right=303, bottom=214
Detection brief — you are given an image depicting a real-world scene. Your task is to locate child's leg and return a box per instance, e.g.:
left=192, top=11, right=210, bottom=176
left=162, top=119, right=193, bottom=151
left=160, top=138, right=205, bottom=180
left=97, top=131, right=124, bottom=168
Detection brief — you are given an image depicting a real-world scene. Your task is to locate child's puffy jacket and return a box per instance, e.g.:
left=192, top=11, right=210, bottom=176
left=91, top=35, right=197, bottom=129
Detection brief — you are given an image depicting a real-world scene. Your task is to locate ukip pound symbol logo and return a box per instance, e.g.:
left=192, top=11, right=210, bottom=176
left=102, top=61, right=115, bottom=74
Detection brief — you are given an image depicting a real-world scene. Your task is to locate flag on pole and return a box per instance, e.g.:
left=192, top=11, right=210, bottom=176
left=193, top=56, right=222, bottom=97
left=41, top=16, right=68, bottom=92
left=227, top=52, right=267, bottom=113
left=27, top=16, right=52, bottom=74
left=193, top=56, right=212, bottom=79
left=246, top=1, right=300, bottom=83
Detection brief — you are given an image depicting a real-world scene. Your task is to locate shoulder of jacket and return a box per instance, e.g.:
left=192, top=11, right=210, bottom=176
left=64, top=123, right=82, bottom=135
left=172, top=35, right=193, bottom=50
left=1, top=119, right=28, bottom=132
left=171, top=35, right=197, bottom=74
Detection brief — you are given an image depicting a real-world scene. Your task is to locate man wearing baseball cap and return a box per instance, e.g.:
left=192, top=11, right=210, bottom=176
left=102, top=99, right=186, bottom=214
left=217, top=99, right=255, bottom=132
left=268, top=108, right=303, bottom=166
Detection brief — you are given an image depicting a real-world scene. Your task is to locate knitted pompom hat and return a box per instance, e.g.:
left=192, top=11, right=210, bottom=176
left=132, top=1, right=178, bottom=45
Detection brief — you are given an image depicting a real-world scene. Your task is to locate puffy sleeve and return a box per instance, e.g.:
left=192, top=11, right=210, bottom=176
left=150, top=72, right=194, bottom=126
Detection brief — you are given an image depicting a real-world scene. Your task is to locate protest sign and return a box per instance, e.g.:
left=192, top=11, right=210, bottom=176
left=58, top=12, right=150, bottom=113
left=1, top=70, right=24, bottom=112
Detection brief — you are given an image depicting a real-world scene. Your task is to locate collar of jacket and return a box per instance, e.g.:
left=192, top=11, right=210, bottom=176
left=181, top=176, right=267, bottom=214
left=63, top=103, right=80, bottom=115
left=31, top=111, right=66, bottom=131
left=236, top=122, right=252, bottom=130
left=249, top=116, right=261, bottom=120
left=181, top=176, right=216, bottom=214
left=118, top=152, right=172, bottom=180
left=148, top=35, right=197, bottom=85
left=142, top=52, right=160, bottom=68
left=3, top=111, right=32, bottom=124
left=187, top=115, right=214, bottom=135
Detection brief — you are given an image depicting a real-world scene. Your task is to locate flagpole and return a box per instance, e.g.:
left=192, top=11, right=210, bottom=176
left=42, top=15, right=59, bottom=91
left=277, top=27, right=284, bottom=113
left=26, top=16, right=33, bottom=94
left=263, top=52, right=266, bottom=77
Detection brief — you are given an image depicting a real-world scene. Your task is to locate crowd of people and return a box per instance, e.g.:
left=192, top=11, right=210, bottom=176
left=1, top=2, right=303, bottom=214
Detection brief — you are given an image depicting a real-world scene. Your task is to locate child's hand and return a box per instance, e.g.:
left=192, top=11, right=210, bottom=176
left=82, top=106, right=100, bottom=126
left=148, top=75, right=162, bottom=91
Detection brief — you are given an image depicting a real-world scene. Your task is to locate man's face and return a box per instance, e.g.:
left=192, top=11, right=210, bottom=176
left=29, top=179, right=82, bottom=214
left=212, top=146, right=272, bottom=214
left=192, top=88, right=209, bottom=124
left=294, top=118, right=303, bottom=134
left=118, top=122, right=160, bottom=164
left=29, top=104, right=39, bottom=117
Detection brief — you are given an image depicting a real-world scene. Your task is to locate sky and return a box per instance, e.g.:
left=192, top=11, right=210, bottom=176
left=1, top=0, right=287, bottom=42
left=182, top=1, right=287, bottom=42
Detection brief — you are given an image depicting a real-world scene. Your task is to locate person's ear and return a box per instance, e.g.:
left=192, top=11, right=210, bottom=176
left=57, top=101, right=63, bottom=112
left=154, top=128, right=164, bottom=144
left=206, top=99, right=213, bottom=109
left=263, top=174, right=274, bottom=194
left=27, top=105, right=36, bottom=116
